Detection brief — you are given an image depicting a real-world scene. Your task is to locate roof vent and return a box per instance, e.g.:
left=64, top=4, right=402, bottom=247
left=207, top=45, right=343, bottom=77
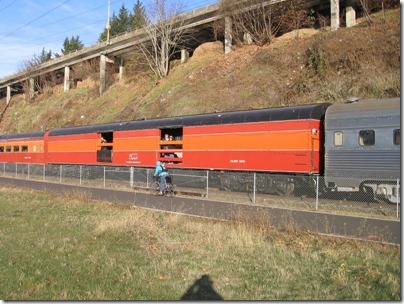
left=346, top=97, right=359, bottom=103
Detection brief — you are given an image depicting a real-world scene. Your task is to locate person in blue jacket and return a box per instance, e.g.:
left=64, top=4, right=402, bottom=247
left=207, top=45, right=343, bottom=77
left=154, top=161, right=169, bottom=195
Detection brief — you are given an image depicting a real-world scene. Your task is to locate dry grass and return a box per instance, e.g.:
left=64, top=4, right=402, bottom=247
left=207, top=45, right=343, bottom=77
left=0, top=9, right=399, bottom=133
left=0, top=185, right=400, bottom=300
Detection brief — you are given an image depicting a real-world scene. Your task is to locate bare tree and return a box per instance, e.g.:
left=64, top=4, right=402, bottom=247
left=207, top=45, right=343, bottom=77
left=214, top=0, right=289, bottom=46
left=214, top=0, right=315, bottom=46
left=18, top=49, right=48, bottom=83
left=136, top=0, right=188, bottom=79
left=71, top=59, right=100, bottom=84
left=18, top=48, right=54, bottom=98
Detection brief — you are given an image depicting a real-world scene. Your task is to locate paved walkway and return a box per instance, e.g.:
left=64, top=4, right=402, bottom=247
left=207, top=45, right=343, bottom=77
left=0, top=177, right=400, bottom=244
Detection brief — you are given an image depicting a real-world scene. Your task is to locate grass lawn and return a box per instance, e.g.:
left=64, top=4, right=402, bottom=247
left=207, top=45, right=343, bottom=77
left=0, top=185, right=400, bottom=300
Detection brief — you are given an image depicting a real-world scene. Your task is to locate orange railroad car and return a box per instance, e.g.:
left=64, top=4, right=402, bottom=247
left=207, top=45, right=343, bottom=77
left=44, top=103, right=330, bottom=175
left=0, top=131, right=46, bottom=164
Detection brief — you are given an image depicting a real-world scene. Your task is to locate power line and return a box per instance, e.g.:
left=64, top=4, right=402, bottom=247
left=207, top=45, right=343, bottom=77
left=0, top=0, right=18, bottom=13
left=0, top=0, right=218, bottom=75
left=0, top=0, right=132, bottom=53
left=1, top=0, right=217, bottom=47
left=184, top=0, right=217, bottom=11
left=0, top=19, right=105, bottom=55
left=0, top=0, right=72, bottom=41
left=31, top=0, right=123, bottom=29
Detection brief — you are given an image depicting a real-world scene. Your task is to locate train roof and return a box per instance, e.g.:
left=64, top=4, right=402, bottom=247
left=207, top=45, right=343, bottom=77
left=326, top=97, right=400, bottom=119
left=0, top=131, right=45, bottom=141
left=49, top=103, right=331, bottom=136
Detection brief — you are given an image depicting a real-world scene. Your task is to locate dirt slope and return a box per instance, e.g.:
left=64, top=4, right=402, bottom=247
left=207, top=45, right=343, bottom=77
left=0, top=8, right=400, bottom=134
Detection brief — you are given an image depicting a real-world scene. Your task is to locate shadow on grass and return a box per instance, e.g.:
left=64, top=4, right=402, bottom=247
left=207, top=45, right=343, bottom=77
left=180, top=274, right=224, bottom=300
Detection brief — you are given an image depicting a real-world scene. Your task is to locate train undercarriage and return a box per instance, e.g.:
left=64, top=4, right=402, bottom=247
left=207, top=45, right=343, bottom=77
left=214, top=171, right=400, bottom=204
left=217, top=172, right=296, bottom=196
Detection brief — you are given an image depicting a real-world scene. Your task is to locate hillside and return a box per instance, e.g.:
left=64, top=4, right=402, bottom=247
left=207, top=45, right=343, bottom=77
left=0, top=8, right=400, bottom=134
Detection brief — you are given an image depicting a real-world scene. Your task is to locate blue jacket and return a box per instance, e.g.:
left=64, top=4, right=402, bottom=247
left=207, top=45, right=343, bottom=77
left=154, top=161, right=169, bottom=177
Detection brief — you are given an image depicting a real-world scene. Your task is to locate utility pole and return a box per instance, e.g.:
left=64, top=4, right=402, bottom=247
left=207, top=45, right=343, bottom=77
left=106, top=0, right=111, bottom=44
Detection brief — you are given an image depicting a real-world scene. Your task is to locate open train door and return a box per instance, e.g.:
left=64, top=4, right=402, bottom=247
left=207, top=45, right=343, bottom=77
left=97, top=131, right=113, bottom=163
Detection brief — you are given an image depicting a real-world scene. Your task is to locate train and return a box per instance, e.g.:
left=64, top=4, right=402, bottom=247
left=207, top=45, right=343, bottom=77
left=0, top=97, right=400, bottom=203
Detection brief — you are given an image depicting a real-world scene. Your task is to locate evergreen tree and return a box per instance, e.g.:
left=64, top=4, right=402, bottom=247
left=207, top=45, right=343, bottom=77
left=61, top=36, right=84, bottom=55
left=116, top=4, right=131, bottom=32
left=39, top=47, right=52, bottom=63
left=131, top=0, right=147, bottom=30
left=109, top=12, right=121, bottom=36
left=99, top=4, right=132, bottom=41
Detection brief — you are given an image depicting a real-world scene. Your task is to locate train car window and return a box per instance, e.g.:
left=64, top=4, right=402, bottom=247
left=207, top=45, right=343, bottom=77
left=22, top=145, right=28, bottom=152
left=100, top=132, right=113, bottom=143
left=97, top=146, right=112, bottom=162
left=160, top=127, right=183, bottom=164
left=6, top=146, right=11, bottom=152
left=160, top=127, right=183, bottom=141
left=334, top=131, right=343, bottom=146
left=393, top=129, right=400, bottom=145
left=359, top=130, right=375, bottom=146
left=13, top=145, right=20, bottom=152
left=0, top=146, right=4, bottom=152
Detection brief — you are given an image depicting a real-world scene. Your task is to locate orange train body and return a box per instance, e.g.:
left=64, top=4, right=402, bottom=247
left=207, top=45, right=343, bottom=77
left=1, top=98, right=400, bottom=203
left=0, top=103, right=329, bottom=175
left=0, top=134, right=45, bottom=164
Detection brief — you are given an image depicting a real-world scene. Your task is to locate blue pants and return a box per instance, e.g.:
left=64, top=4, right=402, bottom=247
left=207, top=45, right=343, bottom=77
left=159, top=176, right=166, bottom=192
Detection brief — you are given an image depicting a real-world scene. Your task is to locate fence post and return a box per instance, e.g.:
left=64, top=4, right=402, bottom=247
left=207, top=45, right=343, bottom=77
left=15, top=163, right=17, bottom=178
left=253, top=172, right=256, bottom=204
left=43, top=164, right=45, bottom=181
left=130, top=167, right=134, bottom=187
left=316, top=175, right=320, bottom=210
left=2, top=163, right=4, bottom=176
left=397, top=179, right=400, bottom=219
left=146, top=168, right=149, bottom=188
left=59, top=165, right=62, bottom=183
left=206, top=171, right=209, bottom=198
left=103, top=166, right=106, bottom=188
left=79, top=165, right=82, bottom=186
left=27, top=164, right=30, bottom=180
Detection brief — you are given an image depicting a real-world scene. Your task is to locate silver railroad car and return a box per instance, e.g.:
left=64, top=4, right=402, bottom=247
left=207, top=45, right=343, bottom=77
left=324, top=97, right=400, bottom=203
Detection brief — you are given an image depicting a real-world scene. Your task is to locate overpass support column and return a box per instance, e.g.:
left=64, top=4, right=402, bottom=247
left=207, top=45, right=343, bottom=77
left=224, top=16, right=233, bottom=54
left=99, top=54, right=115, bottom=95
left=29, top=78, right=35, bottom=99
left=64, top=65, right=70, bottom=92
left=243, top=32, right=253, bottom=44
left=100, top=54, right=107, bottom=95
left=6, top=85, right=11, bottom=105
left=346, top=6, right=356, bottom=28
left=330, top=0, right=340, bottom=31
left=119, top=58, right=124, bottom=81
left=181, top=49, right=189, bottom=63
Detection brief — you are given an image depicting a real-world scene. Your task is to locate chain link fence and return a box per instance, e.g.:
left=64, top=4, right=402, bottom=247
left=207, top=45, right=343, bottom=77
left=0, top=163, right=400, bottom=219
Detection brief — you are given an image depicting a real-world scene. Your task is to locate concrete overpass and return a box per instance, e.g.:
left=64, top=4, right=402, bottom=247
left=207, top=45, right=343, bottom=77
left=0, top=0, right=358, bottom=102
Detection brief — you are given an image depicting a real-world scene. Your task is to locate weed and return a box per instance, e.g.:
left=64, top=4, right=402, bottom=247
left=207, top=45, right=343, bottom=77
left=307, top=46, right=326, bottom=78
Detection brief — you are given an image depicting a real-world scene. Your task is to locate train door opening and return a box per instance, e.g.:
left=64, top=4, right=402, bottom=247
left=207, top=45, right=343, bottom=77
left=159, top=127, right=183, bottom=165
left=97, top=131, right=113, bottom=162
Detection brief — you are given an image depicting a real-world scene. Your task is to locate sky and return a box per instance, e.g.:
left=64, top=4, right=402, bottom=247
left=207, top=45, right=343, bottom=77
left=0, top=0, right=218, bottom=79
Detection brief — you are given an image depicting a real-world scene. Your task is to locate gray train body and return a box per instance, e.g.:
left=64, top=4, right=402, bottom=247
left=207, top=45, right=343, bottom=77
left=324, top=97, right=400, bottom=203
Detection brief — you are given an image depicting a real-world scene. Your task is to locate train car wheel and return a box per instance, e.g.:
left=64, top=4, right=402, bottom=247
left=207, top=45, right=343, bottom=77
left=274, top=177, right=295, bottom=195
left=218, top=175, right=231, bottom=191
left=230, top=179, right=245, bottom=192
left=256, top=176, right=268, bottom=193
